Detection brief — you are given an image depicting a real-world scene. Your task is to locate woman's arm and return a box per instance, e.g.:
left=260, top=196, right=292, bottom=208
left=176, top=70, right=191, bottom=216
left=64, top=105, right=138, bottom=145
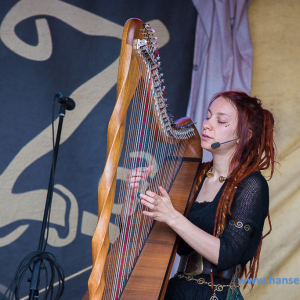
left=140, top=172, right=269, bottom=269
left=217, top=173, right=269, bottom=270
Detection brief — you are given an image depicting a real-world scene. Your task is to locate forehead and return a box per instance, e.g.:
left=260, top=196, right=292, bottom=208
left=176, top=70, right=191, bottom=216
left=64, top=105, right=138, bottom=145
left=209, top=96, right=237, bottom=118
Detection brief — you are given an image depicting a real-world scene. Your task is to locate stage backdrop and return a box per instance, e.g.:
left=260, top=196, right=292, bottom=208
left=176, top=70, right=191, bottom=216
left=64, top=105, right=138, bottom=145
left=0, top=1, right=197, bottom=299
left=246, top=0, right=300, bottom=299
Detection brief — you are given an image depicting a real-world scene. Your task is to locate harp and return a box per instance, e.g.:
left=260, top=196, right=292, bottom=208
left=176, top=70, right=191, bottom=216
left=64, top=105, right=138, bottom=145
left=84, top=18, right=202, bottom=300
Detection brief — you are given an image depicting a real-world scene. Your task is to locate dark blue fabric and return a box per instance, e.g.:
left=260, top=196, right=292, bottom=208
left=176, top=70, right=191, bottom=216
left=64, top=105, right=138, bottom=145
left=0, top=1, right=197, bottom=299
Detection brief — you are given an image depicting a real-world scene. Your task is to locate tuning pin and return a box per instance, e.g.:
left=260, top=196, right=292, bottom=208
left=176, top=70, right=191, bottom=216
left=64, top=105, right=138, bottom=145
left=156, top=91, right=163, bottom=98
left=153, top=75, right=159, bottom=82
left=159, top=73, right=164, bottom=77
left=158, top=103, right=168, bottom=109
left=160, top=79, right=164, bottom=83
left=158, top=103, right=167, bottom=109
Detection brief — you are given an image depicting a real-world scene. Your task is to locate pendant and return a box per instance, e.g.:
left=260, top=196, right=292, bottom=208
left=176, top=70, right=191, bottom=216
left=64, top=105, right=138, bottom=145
left=219, top=176, right=226, bottom=183
left=206, top=167, right=213, bottom=178
left=206, top=167, right=227, bottom=183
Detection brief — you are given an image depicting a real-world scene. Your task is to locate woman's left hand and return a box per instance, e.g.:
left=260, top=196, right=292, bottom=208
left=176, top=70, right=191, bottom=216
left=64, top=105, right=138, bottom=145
left=140, top=186, right=178, bottom=225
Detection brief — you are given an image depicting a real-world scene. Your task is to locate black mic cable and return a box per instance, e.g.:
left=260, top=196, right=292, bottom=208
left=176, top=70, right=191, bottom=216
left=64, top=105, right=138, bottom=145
left=211, top=137, right=239, bottom=149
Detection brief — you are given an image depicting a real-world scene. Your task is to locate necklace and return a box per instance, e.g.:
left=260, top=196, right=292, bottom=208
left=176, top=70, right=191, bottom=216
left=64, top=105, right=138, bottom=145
left=206, top=167, right=227, bottom=183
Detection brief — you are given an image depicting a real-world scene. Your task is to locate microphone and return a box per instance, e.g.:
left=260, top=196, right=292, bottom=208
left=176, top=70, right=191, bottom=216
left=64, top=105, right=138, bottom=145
left=55, top=92, right=76, bottom=110
left=211, top=138, right=239, bottom=149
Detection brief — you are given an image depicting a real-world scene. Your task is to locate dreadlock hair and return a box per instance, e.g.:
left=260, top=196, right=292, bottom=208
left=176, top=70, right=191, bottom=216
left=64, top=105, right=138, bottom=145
left=195, top=91, right=276, bottom=292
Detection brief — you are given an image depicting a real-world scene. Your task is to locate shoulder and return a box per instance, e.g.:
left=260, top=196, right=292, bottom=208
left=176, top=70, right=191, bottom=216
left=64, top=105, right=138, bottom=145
left=232, top=172, right=269, bottom=214
left=238, top=171, right=269, bottom=195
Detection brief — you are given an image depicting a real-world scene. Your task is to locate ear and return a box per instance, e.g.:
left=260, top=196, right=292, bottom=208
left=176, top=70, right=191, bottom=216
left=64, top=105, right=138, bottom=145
left=247, top=129, right=253, bottom=141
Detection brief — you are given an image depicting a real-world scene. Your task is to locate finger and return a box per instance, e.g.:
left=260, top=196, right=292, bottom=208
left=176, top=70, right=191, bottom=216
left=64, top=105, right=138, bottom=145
left=145, top=190, right=161, bottom=200
left=130, top=182, right=140, bottom=188
left=140, top=193, right=155, bottom=204
left=143, top=210, right=155, bottom=218
left=139, top=166, right=152, bottom=174
left=141, top=167, right=151, bottom=177
left=131, top=170, right=149, bottom=180
left=142, top=166, right=149, bottom=173
left=140, top=199, right=156, bottom=210
left=130, top=176, right=144, bottom=183
left=148, top=164, right=155, bottom=173
left=159, top=186, right=169, bottom=197
left=142, top=165, right=155, bottom=176
left=131, top=171, right=143, bottom=178
left=131, top=167, right=145, bottom=176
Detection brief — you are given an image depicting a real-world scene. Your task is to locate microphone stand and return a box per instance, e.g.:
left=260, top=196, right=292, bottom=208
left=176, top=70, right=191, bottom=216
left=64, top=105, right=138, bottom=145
left=28, top=103, right=68, bottom=300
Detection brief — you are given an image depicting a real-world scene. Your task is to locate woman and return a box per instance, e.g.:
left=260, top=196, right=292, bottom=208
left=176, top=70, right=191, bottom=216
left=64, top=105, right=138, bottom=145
left=131, top=91, right=275, bottom=300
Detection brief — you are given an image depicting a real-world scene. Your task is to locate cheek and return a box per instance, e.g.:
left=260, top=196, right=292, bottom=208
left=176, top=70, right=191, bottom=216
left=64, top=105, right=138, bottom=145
left=218, top=126, right=237, bottom=140
left=230, top=123, right=239, bottom=137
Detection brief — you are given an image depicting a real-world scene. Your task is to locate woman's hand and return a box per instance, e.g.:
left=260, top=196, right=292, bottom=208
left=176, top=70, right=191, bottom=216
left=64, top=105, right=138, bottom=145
left=141, top=187, right=220, bottom=265
left=140, top=186, right=179, bottom=225
left=128, top=165, right=155, bottom=188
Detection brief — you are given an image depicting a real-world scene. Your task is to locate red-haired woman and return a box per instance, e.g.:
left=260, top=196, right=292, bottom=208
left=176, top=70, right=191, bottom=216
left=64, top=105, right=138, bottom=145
left=135, top=91, right=275, bottom=300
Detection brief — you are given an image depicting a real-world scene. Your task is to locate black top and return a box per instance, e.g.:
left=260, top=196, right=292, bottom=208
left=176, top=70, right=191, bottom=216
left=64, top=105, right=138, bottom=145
left=164, top=171, right=269, bottom=300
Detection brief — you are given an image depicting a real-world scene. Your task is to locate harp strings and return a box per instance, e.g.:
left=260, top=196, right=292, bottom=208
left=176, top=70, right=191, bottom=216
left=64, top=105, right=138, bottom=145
left=103, top=60, right=148, bottom=300
left=103, top=62, right=144, bottom=299
left=103, top=60, right=147, bottom=300
left=103, top=57, right=187, bottom=300
left=111, top=63, right=151, bottom=300
left=115, top=66, right=155, bottom=296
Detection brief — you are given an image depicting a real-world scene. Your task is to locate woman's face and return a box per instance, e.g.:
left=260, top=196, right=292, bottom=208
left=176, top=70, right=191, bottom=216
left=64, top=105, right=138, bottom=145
left=201, top=96, right=239, bottom=154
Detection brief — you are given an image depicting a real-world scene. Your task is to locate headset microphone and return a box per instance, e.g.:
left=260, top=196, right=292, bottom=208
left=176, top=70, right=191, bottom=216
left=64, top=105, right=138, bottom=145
left=211, top=138, right=239, bottom=149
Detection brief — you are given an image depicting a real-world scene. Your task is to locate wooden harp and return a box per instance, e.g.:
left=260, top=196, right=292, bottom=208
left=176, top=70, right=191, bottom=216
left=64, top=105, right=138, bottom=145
left=85, top=18, right=202, bottom=300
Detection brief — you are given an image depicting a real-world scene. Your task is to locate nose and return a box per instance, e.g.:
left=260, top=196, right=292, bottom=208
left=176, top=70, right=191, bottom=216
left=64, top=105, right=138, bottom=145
left=202, top=118, right=213, bottom=131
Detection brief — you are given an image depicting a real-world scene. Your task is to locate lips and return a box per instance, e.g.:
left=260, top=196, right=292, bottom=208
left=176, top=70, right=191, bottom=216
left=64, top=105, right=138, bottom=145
left=202, top=133, right=212, bottom=139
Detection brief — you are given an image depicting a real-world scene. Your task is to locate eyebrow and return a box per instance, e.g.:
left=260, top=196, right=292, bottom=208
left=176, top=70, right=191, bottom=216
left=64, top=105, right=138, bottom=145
left=208, top=108, right=230, bottom=117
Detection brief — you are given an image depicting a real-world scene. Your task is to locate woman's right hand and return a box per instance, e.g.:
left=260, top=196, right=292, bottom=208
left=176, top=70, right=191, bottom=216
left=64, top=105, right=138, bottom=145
left=128, top=165, right=155, bottom=188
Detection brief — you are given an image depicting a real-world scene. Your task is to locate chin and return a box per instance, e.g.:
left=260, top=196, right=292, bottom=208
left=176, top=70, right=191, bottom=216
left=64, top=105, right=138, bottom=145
left=200, top=140, right=213, bottom=152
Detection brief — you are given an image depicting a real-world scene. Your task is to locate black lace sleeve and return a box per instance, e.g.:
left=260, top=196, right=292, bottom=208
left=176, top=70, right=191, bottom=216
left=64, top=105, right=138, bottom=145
left=217, top=172, right=269, bottom=271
